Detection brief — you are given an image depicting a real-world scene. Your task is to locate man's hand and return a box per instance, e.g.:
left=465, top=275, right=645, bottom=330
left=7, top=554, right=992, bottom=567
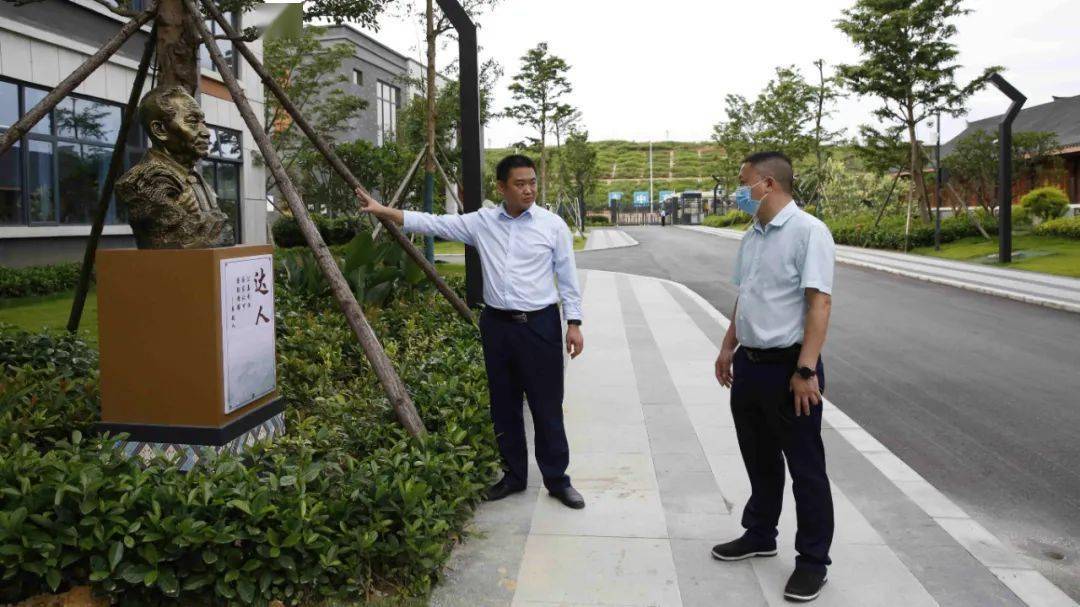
left=565, top=324, right=584, bottom=359
left=355, top=187, right=404, bottom=225
left=715, top=347, right=735, bottom=387
left=789, top=374, right=822, bottom=417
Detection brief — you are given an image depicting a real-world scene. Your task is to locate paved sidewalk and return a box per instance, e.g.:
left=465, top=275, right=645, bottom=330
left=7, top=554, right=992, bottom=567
left=584, top=228, right=639, bottom=251
left=679, top=225, right=1080, bottom=314
left=430, top=269, right=1075, bottom=606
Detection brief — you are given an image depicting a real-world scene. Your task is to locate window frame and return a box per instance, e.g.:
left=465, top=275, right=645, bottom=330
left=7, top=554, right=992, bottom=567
left=376, top=80, right=401, bottom=146
left=200, top=124, right=244, bottom=244
left=0, top=75, right=147, bottom=228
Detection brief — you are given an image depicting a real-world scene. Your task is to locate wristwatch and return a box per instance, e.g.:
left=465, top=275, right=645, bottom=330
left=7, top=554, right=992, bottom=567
left=796, top=366, right=817, bottom=380
left=567, top=319, right=582, bottom=326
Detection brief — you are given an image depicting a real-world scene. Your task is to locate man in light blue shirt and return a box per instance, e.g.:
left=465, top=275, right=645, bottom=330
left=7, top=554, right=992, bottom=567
left=357, top=154, right=587, bottom=510
left=711, top=151, right=836, bottom=602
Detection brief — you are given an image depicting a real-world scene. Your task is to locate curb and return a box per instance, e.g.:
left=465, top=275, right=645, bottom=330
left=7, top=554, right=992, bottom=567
left=582, top=228, right=640, bottom=252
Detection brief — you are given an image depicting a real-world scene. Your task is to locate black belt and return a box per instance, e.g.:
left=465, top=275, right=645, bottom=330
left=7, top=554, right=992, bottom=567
left=740, top=344, right=802, bottom=364
left=482, top=304, right=557, bottom=324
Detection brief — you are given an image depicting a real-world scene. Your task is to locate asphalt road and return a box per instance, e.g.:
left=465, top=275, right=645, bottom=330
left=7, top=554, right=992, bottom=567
left=576, top=225, right=1080, bottom=599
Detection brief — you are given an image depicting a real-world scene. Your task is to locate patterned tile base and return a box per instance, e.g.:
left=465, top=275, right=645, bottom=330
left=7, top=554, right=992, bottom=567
left=116, top=413, right=285, bottom=471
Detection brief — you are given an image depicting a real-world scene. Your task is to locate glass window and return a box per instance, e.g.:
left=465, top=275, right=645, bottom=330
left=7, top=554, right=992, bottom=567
left=353, top=69, right=363, bottom=86
left=23, top=87, right=51, bottom=135
left=216, top=162, right=239, bottom=244
left=376, top=81, right=399, bottom=146
left=0, top=81, right=18, bottom=130
left=56, top=97, right=121, bottom=143
left=210, top=127, right=241, bottom=160
left=59, top=144, right=112, bottom=224
left=27, top=139, right=55, bottom=223
left=0, top=140, right=22, bottom=224
left=199, top=11, right=237, bottom=75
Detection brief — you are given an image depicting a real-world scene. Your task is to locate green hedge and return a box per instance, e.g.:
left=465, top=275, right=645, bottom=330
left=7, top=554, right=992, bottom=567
left=0, top=276, right=499, bottom=605
left=826, top=212, right=998, bottom=250
left=1021, top=186, right=1070, bottom=223
left=1034, top=216, right=1080, bottom=240
left=0, top=263, right=83, bottom=299
left=584, top=216, right=610, bottom=227
left=272, top=215, right=366, bottom=248
left=702, top=210, right=751, bottom=228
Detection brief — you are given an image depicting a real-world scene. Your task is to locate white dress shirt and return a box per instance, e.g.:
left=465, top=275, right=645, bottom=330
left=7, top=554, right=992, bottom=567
left=733, top=201, right=835, bottom=349
left=402, top=203, right=583, bottom=321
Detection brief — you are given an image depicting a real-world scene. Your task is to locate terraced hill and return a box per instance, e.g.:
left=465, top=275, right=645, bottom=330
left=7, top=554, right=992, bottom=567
left=486, top=140, right=724, bottom=206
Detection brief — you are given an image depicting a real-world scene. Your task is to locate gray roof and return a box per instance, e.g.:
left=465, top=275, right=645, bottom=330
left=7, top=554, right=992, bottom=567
left=941, top=94, right=1080, bottom=157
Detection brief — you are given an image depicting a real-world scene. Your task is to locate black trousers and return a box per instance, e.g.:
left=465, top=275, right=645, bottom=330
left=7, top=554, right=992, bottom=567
left=731, top=348, right=834, bottom=574
left=479, top=304, right=571, bottom=491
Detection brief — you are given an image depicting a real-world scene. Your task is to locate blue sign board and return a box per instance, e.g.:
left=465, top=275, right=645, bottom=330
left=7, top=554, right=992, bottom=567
left=608, top=191, right=624, bottom=205
left=633, top=191, right=650, bottom=207
left=658, top=190, right=675, bottom=203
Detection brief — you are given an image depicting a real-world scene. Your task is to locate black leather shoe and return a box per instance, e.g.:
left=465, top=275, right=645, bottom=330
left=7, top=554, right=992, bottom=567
left=485, top=480, right=526, bottom=502
left=549, top=486, right=585, bottom=509
left=710, top=535, right=778, bottom=561
left=784, top=568, right=827, bottom=602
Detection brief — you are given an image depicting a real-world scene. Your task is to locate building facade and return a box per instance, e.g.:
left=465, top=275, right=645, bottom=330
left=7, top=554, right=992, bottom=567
left=0, top=0, right=268, bottom=268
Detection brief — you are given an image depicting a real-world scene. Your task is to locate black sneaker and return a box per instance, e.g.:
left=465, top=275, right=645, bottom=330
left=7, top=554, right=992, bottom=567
left=710, top=535, right=778, bottom=561
left=784, top=568, right=827, bottom=602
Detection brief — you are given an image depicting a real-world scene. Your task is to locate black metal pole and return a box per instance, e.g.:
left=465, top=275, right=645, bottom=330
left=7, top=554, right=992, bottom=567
left=67, top=24, right=157, bottom=334
left=989, top=73, right=1026, bottom=264
left=435, top=0, right=484, bottom=308
left=934, top=110, right=942, bottom=251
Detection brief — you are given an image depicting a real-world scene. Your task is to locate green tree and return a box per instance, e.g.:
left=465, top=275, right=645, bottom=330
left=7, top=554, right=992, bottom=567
left=945, top=130, right=1062, bottom=212
left=503, top=42, right=574, bottom=206
left=263, top=26, right=366, bottom=200
left=712, top=66, right=818, bottom=183
left=559, top=129, right=597, bottom=233
left=296, top=139, right=410, bottom=216
left=1021, top=186, right=1069, bottom=223
left=836, top=0, right=999, bottom=222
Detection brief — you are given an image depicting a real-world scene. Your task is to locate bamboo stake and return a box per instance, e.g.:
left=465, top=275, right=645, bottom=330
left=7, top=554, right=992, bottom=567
left=432, top=153, right=464, bottom=214
left=68, top=24, right=158, bottom=334
left=186, top=0, right=426, bottom=437
left=200, top=0, right=473, bottom=323
left=0, top=9, right=156, bottom=158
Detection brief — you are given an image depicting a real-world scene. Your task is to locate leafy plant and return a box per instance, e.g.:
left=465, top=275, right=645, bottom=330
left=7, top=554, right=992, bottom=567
left=1034, top=216, right=1080, bottom=240
left=1021, top=186, right=1070, bottom=223
left=0, top=263, right=83, bottom=298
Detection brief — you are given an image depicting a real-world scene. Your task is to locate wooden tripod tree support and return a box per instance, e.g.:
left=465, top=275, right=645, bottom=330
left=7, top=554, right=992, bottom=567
left=371, top=146, right=425, bottom=239
left=199, top=0, right=473, bottom=324
left=0, top=8, right=156, bottom=158
left=185, top=0, right=426, bottom=437
left=67, top=24, right=158, bottom=333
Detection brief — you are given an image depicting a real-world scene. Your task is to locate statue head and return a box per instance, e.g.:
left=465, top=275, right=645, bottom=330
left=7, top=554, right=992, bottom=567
left=140, top=85, right=210, bottom=167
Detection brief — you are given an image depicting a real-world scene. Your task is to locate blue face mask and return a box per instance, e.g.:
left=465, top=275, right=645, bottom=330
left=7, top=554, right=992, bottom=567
left=734, top=179, right=767, bottom=216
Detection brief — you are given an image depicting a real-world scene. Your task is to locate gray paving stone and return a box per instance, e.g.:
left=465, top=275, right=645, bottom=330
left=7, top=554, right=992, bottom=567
left=670, top=539, right=769, bottom=607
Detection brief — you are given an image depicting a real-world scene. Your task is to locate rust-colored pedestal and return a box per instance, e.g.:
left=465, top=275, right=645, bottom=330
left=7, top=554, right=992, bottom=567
left=94, top=245, right=283, bottom=469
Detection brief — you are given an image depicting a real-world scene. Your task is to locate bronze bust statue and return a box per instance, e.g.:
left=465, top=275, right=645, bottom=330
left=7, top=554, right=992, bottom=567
left=116, top=85, right=231, bottom=249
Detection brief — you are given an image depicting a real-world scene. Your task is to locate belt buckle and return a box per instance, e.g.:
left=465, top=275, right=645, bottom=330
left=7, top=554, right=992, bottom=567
left=511, top=312, right=528, bottom=324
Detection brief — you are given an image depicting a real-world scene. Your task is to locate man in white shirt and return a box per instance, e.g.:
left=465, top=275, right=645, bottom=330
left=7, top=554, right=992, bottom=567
left=356, top=155, right=587, bottom=509
left=711, top=151, right=836, bottom=602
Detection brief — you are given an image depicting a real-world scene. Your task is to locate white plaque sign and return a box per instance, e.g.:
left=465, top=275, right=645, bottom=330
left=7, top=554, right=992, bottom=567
left=220, top=254, right=277, bottom=414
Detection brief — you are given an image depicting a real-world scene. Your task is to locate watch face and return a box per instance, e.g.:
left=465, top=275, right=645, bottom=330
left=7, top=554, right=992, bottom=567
left=798, top=367, right=814, bottom=379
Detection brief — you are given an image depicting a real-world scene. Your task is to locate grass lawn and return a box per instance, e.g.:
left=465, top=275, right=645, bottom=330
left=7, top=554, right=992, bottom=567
left=433, top=235, right=586, bottom=255
left=0, top=290, right=98, bottom=343
left=911, top=233, right=1080, bottom=278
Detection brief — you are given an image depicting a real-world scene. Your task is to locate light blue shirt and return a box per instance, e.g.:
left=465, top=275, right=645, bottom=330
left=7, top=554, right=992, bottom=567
left=733, top=201, right=835, bottom=349
left=402, top=204, right=583, bottom=320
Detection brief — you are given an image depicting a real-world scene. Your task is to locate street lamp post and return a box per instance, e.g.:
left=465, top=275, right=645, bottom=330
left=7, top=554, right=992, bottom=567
left=934, top=110, right=942, bottom=251
left=988, top=73, right=1026, bottom=264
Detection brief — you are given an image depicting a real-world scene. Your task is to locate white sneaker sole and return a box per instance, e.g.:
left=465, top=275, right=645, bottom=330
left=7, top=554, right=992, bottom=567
left=710, top=548, right=778, bottom=561
left=784, top=577, right=828, bottom=602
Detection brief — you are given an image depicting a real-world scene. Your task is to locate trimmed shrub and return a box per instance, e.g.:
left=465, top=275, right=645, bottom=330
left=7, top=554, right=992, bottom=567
left=585, top=216, right=611, bottom=227
left=0, top=277, right=500, bottom=605
left=702, top=210, right=752, bottom=228
left=826, top=213, right=997, bottom=250
left=272, top=215, right=366, bottom=248
left=1021, top=187, right=1069, bottom=223
left=0, top=263, right=82, bottom=298
left=1034, top=216, right=1080, bottom=240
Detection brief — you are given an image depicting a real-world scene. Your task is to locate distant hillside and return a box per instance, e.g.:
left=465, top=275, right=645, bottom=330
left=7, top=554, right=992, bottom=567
left=486, top=140, right=723, bottom=206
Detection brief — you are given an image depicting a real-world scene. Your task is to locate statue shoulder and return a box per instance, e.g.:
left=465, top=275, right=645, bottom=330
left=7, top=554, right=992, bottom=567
left=116, top=159, right=186, bottom=201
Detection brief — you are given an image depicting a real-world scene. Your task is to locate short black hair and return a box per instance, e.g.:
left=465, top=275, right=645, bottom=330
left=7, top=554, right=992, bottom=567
left=742, top=151, right=794, bottom=193
left=496, top=154, right=536, bottom=182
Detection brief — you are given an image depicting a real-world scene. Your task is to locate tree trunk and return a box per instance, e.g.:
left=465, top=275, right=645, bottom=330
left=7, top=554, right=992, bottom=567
left=906, top=119, right=932, bottom=222
left=539, top=110, right=547, bottom=206
left=156, top=0, right=200, bottom=93
left=422, top=0, right=436, bottom=262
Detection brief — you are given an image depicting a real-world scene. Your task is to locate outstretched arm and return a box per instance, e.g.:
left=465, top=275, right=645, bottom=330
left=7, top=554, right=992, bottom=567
left=356, top=187, right=475, bottom=246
